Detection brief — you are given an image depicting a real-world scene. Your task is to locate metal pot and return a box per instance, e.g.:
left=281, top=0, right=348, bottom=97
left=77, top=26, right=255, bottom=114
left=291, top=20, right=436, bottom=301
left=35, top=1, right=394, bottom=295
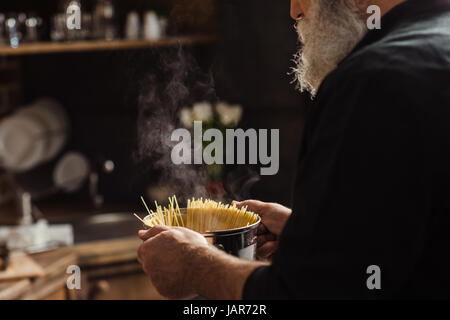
left=143, top=208, right=260, bottom=260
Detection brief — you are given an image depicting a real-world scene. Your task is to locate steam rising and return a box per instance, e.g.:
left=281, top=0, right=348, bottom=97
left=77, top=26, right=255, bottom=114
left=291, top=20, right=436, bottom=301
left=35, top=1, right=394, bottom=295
left=135, top=48, right=215, bottom=201
left=135, top=48, right=261, bottom=203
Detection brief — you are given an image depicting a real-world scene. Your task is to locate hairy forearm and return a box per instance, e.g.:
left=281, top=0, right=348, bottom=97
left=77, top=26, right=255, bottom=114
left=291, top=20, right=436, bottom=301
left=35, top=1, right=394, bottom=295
left=188, top=245, right=269, bottom=300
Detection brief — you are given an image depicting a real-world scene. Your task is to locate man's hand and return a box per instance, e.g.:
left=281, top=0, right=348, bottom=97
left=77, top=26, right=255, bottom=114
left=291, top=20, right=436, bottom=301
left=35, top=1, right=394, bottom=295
left=234, top=200, right=292, bottom=261
left=138, top=226, right=208, bottom=299
left=138, top=225, right=268, bottom=300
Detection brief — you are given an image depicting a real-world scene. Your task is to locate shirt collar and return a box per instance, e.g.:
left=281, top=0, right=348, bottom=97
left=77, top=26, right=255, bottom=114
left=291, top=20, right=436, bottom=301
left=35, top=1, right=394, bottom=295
left=343, top=0, right=450, bottom=62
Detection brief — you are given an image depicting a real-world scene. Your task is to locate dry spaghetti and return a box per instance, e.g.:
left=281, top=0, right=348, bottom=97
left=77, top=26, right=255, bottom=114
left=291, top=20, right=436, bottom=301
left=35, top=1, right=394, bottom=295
left=136, top=196, right=260, bottom=233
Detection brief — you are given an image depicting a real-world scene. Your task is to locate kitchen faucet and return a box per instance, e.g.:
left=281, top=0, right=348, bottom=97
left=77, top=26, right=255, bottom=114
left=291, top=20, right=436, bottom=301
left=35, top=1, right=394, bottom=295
left=89, top=159, right=115, bottom=210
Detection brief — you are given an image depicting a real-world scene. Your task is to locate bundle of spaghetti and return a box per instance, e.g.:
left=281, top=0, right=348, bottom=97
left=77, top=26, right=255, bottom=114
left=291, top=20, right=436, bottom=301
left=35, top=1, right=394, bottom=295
left=140, top=196, right=184, bottom=228
left=139, top=195, right=259, bottom=232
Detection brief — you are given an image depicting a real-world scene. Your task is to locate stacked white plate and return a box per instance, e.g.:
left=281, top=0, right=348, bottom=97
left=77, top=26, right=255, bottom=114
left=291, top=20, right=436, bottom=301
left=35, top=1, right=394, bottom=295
left=0, top=98, right=69, bottom=172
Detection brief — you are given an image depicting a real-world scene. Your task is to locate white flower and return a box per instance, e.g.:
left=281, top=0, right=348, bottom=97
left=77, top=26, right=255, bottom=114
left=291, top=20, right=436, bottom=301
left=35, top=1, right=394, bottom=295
left=216, top=102, right=243, bottom=127
left=179, top=107, right=193, bottom=128
left=192, top=102, right=213, bottom=122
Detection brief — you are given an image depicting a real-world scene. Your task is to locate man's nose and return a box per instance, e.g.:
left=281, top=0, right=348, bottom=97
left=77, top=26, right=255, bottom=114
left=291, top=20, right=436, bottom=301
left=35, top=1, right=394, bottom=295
left=290, top=0, right=303, bottom=20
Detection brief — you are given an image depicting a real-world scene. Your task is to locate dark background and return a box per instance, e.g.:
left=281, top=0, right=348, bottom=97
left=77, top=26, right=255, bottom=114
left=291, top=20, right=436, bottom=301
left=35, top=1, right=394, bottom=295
left=1, top=0, right=307, bottom=208
left=215, top=0, right=307, bottom=205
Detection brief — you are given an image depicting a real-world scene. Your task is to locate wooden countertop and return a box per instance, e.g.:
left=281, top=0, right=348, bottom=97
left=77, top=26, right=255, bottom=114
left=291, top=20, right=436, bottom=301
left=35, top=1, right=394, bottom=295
left=0, top=236, right=157, bottom=300
left=0, top=237, right=145, bottom=299
left=0, top=202, right=163, bottom=300
left=0, top=248, right=77, bottom=300
left=73, top=236, right=141, bottom=267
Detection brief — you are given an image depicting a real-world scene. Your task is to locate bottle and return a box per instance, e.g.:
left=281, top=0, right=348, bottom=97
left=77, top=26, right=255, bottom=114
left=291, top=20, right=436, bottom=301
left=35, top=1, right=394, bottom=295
left=125, top=11, right=140, bottom=40
left=93, top=0, right=116, bottom=40
left=143, top=11, right=161, bottom=40
left=0, top=14, right=6, bottom=45
left=65, top=0, right=82, bottom=41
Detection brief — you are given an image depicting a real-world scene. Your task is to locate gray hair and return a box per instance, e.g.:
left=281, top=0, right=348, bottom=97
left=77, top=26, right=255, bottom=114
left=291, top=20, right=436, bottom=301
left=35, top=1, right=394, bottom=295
left=292, top=0, right=368, bottom=97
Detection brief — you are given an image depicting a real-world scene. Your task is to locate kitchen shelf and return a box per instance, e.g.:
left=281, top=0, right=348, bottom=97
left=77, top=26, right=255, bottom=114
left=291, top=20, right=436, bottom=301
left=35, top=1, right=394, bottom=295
left=0, top=35, right=217, bottom=56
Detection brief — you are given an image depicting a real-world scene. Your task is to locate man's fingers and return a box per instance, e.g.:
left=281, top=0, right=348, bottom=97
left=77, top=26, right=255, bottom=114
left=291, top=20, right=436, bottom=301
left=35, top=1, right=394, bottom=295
left=138, top=230, right=147, bottom=239
left=138, top=225, right=170, bottom=241
left=257, top=233, right=277, bottom=247
left=257, top=241, right=278, bottom=260
left=257, top=223, right=268, bottom=235
left=233, top=200, right=268, bottom=215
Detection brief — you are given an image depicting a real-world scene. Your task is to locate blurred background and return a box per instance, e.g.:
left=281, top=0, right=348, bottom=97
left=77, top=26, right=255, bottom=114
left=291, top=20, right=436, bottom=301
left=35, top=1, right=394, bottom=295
left=0, top=0, right=307, bottom=299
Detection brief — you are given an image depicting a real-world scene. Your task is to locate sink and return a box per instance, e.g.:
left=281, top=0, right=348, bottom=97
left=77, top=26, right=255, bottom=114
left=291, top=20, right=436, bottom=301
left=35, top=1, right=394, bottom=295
left=53, top=212, right=144, bottom=244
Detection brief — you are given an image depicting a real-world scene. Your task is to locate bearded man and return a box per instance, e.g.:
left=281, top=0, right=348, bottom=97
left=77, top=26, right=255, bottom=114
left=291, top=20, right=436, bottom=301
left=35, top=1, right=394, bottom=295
left=138, top=0, right=450, bottom=299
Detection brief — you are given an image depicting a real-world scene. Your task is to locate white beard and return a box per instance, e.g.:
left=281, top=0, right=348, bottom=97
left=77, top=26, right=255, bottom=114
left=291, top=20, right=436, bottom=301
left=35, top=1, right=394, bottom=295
left=292, top=0, right=368, bottom=97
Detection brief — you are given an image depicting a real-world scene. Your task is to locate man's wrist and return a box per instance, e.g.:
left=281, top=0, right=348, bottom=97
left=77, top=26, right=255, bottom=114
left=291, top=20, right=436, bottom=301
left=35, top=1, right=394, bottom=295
left=187, top=244, right=268, bottom=299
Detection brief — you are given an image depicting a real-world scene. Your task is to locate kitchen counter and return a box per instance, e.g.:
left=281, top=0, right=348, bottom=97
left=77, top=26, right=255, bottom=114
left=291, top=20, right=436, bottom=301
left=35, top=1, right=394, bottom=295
left=0, top=248, right=77, bottom=300
left=0, top=237, right=165, bottom=300
left=71, top=236, right=165, bottom=300
left=0, top=201, right=164, bottom=300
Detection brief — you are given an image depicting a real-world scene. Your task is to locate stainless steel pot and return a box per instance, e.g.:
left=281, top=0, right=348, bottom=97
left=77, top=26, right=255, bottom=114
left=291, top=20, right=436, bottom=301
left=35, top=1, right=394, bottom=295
left=143, top=208, right=260, bottom=260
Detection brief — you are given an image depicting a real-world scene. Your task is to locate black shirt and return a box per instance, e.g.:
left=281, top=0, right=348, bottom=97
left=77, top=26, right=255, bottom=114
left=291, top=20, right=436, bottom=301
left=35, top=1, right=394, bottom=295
left=243, top=0, right=450, bottom=299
